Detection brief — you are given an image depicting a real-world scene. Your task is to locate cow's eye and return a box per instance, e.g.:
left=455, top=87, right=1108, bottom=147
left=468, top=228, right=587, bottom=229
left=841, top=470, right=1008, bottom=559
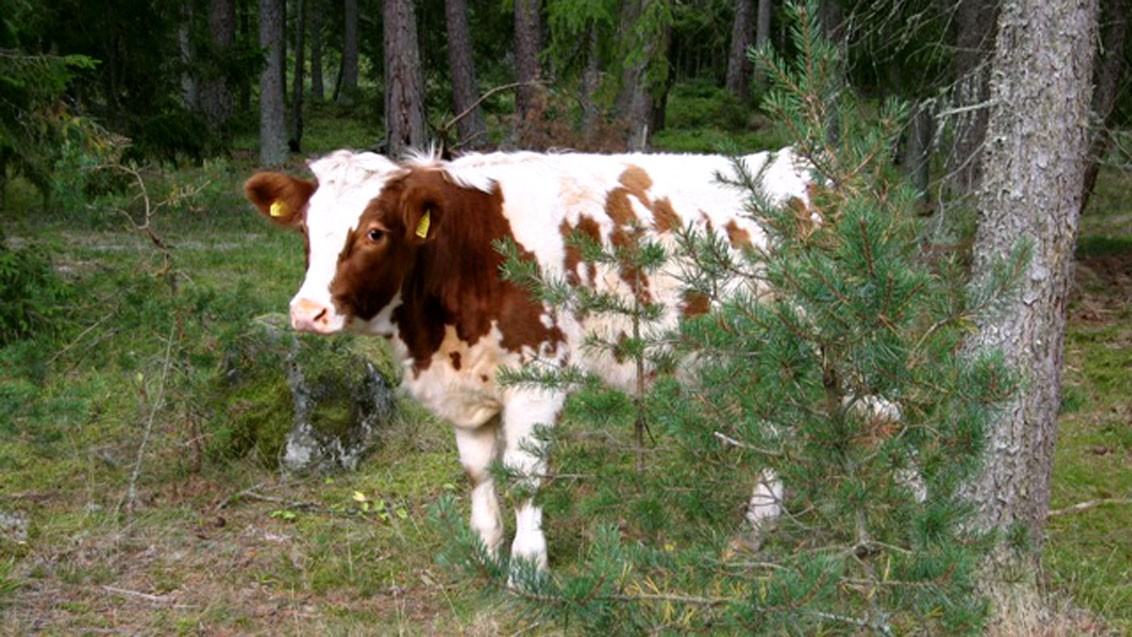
left=366, top=228, right=385, bottom=242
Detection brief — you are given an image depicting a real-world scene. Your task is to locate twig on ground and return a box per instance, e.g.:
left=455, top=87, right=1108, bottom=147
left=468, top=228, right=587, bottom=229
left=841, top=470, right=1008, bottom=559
left=100, top=585, right=196, bottom=608
left=121, top=322, right=177, bottom=518
left=214, top=485, right=317, bottom=512
left=1048, top=498, right=1132, bottom=517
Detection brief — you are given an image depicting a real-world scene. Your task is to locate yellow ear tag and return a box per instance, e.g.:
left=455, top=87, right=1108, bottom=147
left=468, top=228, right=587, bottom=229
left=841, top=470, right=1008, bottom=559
left=415, top=209, right=431, bottom=239
left=269, top=200, right=288, bottom=217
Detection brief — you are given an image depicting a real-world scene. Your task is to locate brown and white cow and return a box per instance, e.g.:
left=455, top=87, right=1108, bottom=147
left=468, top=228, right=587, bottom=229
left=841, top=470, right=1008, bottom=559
left=245, top=148, right=812, bottom=573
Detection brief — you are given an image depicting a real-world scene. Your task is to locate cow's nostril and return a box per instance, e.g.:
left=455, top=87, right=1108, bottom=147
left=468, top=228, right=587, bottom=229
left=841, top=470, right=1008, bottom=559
left=313, top=307, right=327, bottom=323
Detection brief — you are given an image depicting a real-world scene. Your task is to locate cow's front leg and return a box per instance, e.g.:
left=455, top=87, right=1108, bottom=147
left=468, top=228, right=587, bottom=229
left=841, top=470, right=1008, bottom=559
left=502, top=391, right=565, bottom=577
left=455, top=417, right=504, bottom=559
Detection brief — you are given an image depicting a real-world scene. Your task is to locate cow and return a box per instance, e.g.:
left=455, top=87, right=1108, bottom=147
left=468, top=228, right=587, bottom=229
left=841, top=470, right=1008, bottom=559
left=244, top=148, right=813, bottom=576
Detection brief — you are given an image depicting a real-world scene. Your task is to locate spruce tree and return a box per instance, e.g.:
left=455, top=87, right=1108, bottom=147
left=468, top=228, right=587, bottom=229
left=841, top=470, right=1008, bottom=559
left=432, top=3, right=1025, bottom=633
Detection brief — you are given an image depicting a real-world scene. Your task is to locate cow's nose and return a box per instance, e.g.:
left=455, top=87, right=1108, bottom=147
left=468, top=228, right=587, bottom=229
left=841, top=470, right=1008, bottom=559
left=291, top=298, right=332, bottom=333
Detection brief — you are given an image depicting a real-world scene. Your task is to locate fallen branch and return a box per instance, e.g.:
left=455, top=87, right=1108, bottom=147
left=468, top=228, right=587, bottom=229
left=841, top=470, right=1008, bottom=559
left=1048, top=498, right=1132, bottom=517
left=214, top=485, right=317, bottom=512
left=121, top=322, right=177, bottom=518
left=100, top=585, right=196, bottom=608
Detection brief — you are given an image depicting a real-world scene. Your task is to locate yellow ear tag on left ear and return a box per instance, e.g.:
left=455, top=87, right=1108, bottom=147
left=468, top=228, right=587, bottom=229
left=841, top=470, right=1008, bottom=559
left=270, top=200, right=288, bottom=217
left=415, top=209, right=431, bottom=239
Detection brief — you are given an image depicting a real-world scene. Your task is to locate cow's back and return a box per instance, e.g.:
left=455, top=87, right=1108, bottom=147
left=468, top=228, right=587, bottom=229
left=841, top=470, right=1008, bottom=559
left=440, top=149, right=810, bottom=393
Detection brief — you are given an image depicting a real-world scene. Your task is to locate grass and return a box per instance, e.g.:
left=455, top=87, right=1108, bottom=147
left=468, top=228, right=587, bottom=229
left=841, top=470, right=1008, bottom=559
left=0, top=97, right=1129, bottom=633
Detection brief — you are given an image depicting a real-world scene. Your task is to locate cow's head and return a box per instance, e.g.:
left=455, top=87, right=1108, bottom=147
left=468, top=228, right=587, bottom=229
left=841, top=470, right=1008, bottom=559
left=245, top=151, right=459, bottom=336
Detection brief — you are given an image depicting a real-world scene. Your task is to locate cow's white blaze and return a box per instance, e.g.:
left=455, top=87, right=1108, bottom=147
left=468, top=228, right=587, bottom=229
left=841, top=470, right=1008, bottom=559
left=294, top=151, right=403, bottom=330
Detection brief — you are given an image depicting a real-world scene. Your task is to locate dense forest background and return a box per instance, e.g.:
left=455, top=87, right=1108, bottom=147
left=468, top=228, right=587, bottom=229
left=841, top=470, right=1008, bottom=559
left=1, top=0, right=1130, bottom=633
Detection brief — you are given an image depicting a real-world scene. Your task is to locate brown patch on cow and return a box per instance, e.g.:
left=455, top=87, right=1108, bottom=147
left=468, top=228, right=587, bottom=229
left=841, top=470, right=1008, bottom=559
left=329, top=168, right=564, bottom=375
left=480, top=374, right=490, bottom=383
left=724, top=220, right=752, bottom=249
left=619, top=164, right=653, bottom=195
left=603, top=167, right=658, bottom=304
left=449, top=351, right=462, bottom=370
left=560, top=215, right=601, bottom=286
left=652, top=197, right=681, bottom=233
left=604, top=189, right=637, bottom=226
left=681, top=291, right=710, bottom=318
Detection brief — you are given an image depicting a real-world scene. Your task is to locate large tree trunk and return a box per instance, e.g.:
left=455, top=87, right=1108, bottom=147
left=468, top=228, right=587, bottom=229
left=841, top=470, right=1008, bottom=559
left=615, top=0, right=671, bottom=151
left=200, top=0, right=236, bottom=136
left=944, top=0, right=998, bottom=200
left=178, top=2, right=197, bottom=110
left=725, top=0, right=754, bottom=99
left=258, top=0, right=287, bottom=166
left=383, top=0, right=427, bottom=156
left=338, top=0, right=359, bottom=105
left=753, top=0, right=771, bottom=92
left=444, top=0, right=487, bottom=149
left=964, top=0, right=1098, bottom=623
left=514, top=0, right=541, bottom=124
left=579, top=20, right=601, bottom=137
left=1080, top=0, right=1129, bottom=214
left=309, top=1, right=324, bottom=101
left=238, top=0, right=251, bottom=112
left=289, top=0, right=307, bottom=151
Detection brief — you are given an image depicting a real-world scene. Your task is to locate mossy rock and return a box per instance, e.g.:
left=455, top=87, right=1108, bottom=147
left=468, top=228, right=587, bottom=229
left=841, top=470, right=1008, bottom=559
left=208, top=315, right=395, bottom=473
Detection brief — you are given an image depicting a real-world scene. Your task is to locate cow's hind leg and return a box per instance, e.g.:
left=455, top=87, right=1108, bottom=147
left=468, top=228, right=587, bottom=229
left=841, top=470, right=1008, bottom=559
left=455, top=418, right=504, bottom=559
left=502, top=391, right=565, bottom=579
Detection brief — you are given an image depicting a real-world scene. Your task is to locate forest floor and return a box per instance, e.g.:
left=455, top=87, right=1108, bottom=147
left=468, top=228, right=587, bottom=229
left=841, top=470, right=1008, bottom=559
left=1, top=99, right=1129, bottom=634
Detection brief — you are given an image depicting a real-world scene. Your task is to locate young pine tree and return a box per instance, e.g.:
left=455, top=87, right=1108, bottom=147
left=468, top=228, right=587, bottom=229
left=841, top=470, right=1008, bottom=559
left=431, top=2, right=1025, bottom=633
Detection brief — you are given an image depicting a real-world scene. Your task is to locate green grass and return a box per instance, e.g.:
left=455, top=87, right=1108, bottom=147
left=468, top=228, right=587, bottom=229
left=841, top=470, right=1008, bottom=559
left=0, top=99, right=1129, bottom=633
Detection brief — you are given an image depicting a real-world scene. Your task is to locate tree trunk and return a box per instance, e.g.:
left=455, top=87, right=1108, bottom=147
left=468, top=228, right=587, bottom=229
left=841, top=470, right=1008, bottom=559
left=290, top=0, right=307, bottom=151
left=964, top=0, right=1098, bottom=621
left=514, top=0, right=541, bottom=123
left=580, top=19, right=601, bottom=136
left=200, top=0, right=236, bottom=136
left=310, top=0, right=324, bottom=101
left=1080, top=0, right=1129, bottom=214
left=944, top=0, right=998, bottom=200
left=383, top=0, right=427, bottom=156
left=178, top=2, right=197, bottom=111
left=258, top=0, right=287, bottom=166
left=239, top=0, right=251, bottom=112
left=725, top=0, right=754, bottom=99
left=616, top=0, right=672, bottom=151
left=754, top=0, right=771, bottom=92
left=904, top=102, right=934, bottom=198
left=338, top=0, right=359, bottom=105
left=444, top=0, right=487, bottom=149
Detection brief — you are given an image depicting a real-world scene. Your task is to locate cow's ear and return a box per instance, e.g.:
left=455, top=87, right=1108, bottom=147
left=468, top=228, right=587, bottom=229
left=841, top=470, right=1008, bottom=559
left=399, top=172, right=448, bottom=244
left=244, top=173, right=317, bottom=227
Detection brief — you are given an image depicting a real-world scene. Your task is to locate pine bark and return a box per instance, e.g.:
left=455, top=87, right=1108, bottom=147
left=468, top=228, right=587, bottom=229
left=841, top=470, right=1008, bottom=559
left=338, top=0, right=359, bottom=105
left=290, top=0, right=307, bottom=150
left=514, top=0, right=541, bottom=123
left=178, top=2, right=197, bottom=110
left=310, top=1, right=324, bottom=101
left=754, top=0, right=772, bottom=92
left=725, top=0, right=754, bottom=99
left=383, top=0, right=427, bottom=156
left=965, top=0, right=1098, bottom=551
left=200, top=0, right=236, bottom=135
left=1080, top=0, right=1129, bottom=214
left=258, top=0, right=287, bottom=166
left=944, top=0, right=998, bottom=199
left=615, top=0, right=670, bottom=150
left=444, top=0, right=487, bottom=148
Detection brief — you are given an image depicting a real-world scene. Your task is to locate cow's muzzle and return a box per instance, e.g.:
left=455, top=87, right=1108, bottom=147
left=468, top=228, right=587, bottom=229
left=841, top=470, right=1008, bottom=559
left=290, top=298, right=337, bottom=334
